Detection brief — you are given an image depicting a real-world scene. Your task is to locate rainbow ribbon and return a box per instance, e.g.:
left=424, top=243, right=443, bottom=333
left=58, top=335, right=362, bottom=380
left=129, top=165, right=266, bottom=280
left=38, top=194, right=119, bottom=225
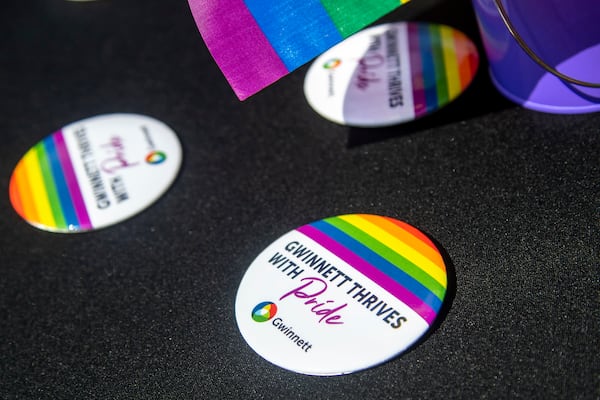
left=188, top=0, right=410, bottom=100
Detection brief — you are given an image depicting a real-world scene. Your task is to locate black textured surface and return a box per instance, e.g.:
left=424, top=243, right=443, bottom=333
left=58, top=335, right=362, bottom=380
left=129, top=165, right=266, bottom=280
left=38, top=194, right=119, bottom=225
left=1, top=0, right=598, bottom=399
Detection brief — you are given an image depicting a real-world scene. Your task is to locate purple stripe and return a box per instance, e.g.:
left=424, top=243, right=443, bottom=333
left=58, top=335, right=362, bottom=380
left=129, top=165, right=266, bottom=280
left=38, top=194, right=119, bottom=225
left=297, top=224, right=436, bottom=325
left=53, top=131, right=92, bottom=230
left=408, top=23, right=427, bottom=117
left=187, top=0, right=289, bottom=100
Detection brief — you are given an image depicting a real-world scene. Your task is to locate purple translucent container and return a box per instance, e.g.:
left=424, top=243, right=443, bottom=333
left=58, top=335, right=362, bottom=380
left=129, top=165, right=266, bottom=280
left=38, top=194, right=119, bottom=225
left=471, top=0, right=600, bottom=114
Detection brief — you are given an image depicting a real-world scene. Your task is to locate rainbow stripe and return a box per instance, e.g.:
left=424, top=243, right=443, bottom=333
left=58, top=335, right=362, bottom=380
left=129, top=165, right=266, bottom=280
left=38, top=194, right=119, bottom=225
left=408, top=23, right=479, bottom=117
left=297, top=214, right=447, bottom=325
left=9, top=131, right=92, bottom=231
left=188, top=0, right=410, bottom=100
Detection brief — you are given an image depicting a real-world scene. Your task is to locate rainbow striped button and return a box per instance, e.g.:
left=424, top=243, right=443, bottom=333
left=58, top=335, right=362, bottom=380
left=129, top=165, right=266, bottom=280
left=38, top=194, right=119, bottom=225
left=235, top=214, right=449, bottom=375
left=9, top=114, right=182, bottom=233
left=304, top=22, right=479, bottom=127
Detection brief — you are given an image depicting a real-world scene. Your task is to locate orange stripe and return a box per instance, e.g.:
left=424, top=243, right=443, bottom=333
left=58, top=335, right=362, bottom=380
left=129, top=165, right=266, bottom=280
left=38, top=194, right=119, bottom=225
left=454, top=29, right=472, bottom=89
left=388, top=217, right=436, bottom=249
left=12, top=159, right=38, bottom=222
left=362, top=214, right=446, bottom=272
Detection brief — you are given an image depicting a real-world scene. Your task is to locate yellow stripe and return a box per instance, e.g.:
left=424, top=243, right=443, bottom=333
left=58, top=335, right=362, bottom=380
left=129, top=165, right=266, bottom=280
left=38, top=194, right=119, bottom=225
left=365, top=214, right=445, bottom=269
left=440, top=24, right=461, bottom=100
left=23, top=148, right=56, bottom=228
left=13, top=160, right=38, bottom=221
left=339, top=214, right=447, bottom=287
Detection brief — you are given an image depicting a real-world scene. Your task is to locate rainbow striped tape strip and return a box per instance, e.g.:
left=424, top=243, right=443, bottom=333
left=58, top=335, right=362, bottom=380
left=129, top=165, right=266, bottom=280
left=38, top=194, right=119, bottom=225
left=10, top=130, right=92, bottom=232
left=187, top=0, right=410, bottom=100
left=297, top=214, right=447, bottom=325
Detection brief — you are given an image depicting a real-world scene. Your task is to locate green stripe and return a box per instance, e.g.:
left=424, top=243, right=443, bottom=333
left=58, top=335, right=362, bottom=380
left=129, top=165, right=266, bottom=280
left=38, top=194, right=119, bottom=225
left=430, top=24, right=449, bottom=105
left=320, top=0, right=408, bottom=38
left=326, top=216, right=446, bottom=300
left=35, top=142, right=67, bottom=229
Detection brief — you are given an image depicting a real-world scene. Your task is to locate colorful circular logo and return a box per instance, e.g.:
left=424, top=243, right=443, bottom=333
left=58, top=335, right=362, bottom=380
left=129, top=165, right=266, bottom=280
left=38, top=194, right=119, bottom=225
left=252, top=301, right=278, bottom=322
left=145, top=150, right=167, bottom=164
left=323, top=58, right=341, bottom=69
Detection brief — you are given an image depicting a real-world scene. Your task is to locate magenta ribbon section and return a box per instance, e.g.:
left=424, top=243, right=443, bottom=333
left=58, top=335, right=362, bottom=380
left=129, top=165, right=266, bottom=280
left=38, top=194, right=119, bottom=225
left=188, top=0, right=289, bottom=100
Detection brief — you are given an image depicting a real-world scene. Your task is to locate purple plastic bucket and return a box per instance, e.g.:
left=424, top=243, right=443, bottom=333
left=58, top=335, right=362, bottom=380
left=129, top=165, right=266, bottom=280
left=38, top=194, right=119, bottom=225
left=471, top=0, right=600, bottom=114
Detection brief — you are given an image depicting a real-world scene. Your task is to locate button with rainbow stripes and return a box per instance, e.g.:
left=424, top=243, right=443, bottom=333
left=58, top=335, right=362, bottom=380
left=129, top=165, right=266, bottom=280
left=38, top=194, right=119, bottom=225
left=304, top=22, right=479, bottom=127
left=9, top=113, right=182, bottom=233
left=235, top=214, right=448, bottom=375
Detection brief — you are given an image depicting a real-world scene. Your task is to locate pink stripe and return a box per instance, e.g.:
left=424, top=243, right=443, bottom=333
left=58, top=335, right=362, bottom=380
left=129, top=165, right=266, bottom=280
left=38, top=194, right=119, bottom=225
left=187, top=0, right=289, bottom=100
left=53, top=131, right=92, bottom=230
left=297, top=224, right=436, bottom=325
left=408, top=23, right=427, bottom=117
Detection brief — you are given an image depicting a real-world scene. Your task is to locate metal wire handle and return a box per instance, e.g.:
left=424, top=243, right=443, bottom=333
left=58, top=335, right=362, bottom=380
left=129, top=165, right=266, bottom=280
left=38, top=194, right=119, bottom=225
left=493, top=0, right=600, bottom=88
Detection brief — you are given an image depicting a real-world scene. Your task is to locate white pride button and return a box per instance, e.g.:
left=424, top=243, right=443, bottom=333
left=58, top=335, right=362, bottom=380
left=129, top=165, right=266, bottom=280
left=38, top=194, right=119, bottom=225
left=9, top=113, right=182, bottom=233
left=303, top=22, right=479, bottom=127
left=235, top=214, right=449, bottom=375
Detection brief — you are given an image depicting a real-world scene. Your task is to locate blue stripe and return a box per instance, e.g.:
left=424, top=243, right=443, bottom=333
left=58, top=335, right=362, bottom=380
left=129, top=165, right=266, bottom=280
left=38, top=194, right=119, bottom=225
left=43, top=136, right=80, bottom=228
left=419, top=24, right=438, bottom=112
left=311, top=220, right=442, bottom=311
left=243, top=0, right=343, bottom=71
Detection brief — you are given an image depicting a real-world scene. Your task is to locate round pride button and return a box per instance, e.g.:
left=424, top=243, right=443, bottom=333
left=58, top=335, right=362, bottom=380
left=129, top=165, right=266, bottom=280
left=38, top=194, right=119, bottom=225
left=304, top=22, right=479, bottom=127
left=9, top=113, right=182, bottom=233
left=235, top=214, right=449, bottom=375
